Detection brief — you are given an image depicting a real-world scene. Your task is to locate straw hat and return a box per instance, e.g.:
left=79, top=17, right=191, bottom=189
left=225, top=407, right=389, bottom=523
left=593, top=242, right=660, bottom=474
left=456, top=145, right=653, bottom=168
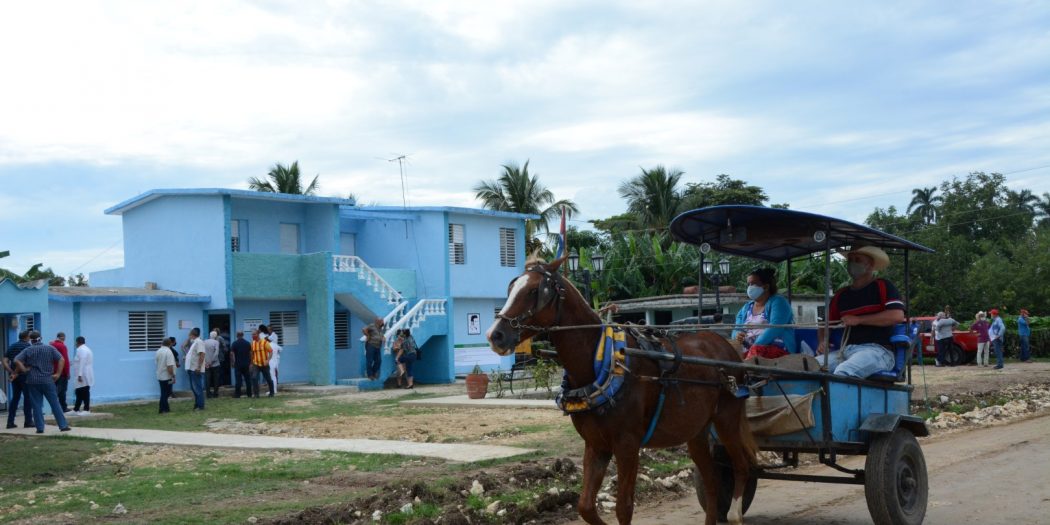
left=847, top=245, right=890, bottom=271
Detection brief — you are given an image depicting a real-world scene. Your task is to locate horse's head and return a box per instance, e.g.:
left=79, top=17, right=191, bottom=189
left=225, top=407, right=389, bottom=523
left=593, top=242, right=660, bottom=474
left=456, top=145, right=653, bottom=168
left=486, top=257, right=569, bottom=355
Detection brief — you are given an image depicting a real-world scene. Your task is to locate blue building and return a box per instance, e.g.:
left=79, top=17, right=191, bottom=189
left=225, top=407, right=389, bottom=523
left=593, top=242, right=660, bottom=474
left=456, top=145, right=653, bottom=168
left=1, top=188, right=533, bottom=405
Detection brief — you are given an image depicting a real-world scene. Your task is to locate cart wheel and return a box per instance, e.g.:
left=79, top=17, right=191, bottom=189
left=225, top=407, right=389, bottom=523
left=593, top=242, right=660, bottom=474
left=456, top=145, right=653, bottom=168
left=956, top=343, right=975, bottom=365
left=692, top=463, right=757, bottom=522
left=865, top=428, right=928, bottom=525
left=943, top=344, right=964, bottom=366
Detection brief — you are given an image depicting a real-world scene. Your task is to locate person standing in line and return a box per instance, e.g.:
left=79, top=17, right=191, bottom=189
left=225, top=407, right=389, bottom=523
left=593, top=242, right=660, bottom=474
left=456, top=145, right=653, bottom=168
left=394, top=329, right=418, bottom=389
left=4, top=330, right=34, bottom=428
left=71, top=336, right=94, bottom=414
left=259, top=325, right=282, bottom=394
left=362, top=317, right=385, bottom=381
left=249, top=330, right=274, bottom=397
left=184, top=328, right=207, bottom=410
left=931, top=312, right=959, bottom=367
left=970, top=312, right=991, bottom=367
left=1018, top=309, right=1032, bottom=363
left=155, top=338, right=177, bottom=413
left=50, top=332, right=71, bottom=413
left=230, top=331, right=254, bottom=398
left=13, top=331, right=70, bottom=433
left=989, top=309, right=1007, bottom=370
left=204, top=331, right=222, bottom=398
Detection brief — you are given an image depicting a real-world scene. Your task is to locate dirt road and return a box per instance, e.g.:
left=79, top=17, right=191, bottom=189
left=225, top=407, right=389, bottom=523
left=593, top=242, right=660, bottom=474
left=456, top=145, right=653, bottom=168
left=572, top=412, right=1050, bottom=525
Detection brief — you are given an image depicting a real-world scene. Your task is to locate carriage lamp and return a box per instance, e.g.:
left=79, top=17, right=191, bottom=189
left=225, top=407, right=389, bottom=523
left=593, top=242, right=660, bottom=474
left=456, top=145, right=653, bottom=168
left=591, top=251, right=604, bottom=273
left=567, top=250, right=580, bottom=273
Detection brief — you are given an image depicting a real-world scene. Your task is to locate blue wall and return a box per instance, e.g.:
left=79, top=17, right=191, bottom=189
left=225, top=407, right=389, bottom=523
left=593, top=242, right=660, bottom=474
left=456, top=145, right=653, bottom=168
left=230, top=199, right=339, bottom=255
left=452, top=297, right=512, bottom=374
left=230, top=299, right=312, bottom=384
left=89, top=267, right=123, bottom=287
left=353, top=214, right=447, bottom=300
left=121, top=195, right=228, bottom=309
left=447, top=212, right=526, bottom=298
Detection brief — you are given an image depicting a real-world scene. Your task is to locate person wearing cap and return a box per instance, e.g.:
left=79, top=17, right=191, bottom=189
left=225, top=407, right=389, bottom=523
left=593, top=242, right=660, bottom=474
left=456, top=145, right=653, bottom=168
left=1017, top=309, right=1032, bottom=363
left=970, top=311, right=991, bottom=367
left=12, top=331, right=71, bottom=433
left=817, top=245, right=905, bottom=378
left=931, top=311, right=959, bottom=367
left=4, top=330, right=34, bottom=428
left=988, top=309, right=1006, bottom=369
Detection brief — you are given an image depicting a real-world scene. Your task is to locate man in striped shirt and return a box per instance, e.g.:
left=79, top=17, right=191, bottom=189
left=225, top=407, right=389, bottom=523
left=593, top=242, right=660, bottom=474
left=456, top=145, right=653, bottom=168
left=250, top=330, right=275, bottom=398
left=13, top=331, right=71, bottom=433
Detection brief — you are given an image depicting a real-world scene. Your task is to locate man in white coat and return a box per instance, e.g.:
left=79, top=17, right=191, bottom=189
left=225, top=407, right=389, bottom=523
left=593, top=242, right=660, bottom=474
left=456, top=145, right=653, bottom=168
left=72, top=336, right=94, bottom=415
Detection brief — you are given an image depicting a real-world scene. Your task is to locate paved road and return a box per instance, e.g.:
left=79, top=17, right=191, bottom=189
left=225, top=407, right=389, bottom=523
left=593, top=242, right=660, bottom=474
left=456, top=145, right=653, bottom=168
left=0, top=426, right=534, bottom=463
left=571, top=413, right=1050, bottom=524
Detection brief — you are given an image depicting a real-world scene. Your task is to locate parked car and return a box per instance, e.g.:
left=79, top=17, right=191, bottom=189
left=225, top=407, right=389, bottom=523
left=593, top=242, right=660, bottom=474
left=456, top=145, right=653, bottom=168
left=913, top=316, right=980, bottom=366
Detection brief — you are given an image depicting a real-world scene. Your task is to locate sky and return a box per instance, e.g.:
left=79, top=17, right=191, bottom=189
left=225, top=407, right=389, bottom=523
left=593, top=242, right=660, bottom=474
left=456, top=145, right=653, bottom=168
left=2, top=1, right=1049, bottom=278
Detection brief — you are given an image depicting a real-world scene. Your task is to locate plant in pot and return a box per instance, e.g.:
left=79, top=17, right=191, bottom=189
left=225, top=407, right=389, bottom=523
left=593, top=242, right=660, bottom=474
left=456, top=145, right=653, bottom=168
left=465, top=363, right=489, bottom=399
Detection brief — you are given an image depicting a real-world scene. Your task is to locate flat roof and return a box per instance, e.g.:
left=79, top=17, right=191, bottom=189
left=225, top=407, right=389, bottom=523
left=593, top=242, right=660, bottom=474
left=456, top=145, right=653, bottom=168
left=105, top=188, right=356, bottom=215
left=49, top=286, right=211, bottom=303
left=341, top=205, right=539, bottom=221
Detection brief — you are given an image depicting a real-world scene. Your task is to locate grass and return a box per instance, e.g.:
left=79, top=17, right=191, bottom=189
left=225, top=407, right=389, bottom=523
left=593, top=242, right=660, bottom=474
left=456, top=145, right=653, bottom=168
left=0, top=434, right=412, bottom=524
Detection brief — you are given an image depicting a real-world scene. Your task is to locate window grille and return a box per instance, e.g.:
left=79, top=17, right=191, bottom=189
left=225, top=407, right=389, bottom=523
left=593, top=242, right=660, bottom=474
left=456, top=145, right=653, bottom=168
left=334, top=311, right=349, bottom=349
left=129, top=311, right=166, bottom=351
left=499, top=227, right=516, bottom=267
left=448, top=223, right=465, bottom=264
left=268, top=311, right=300, bottom=346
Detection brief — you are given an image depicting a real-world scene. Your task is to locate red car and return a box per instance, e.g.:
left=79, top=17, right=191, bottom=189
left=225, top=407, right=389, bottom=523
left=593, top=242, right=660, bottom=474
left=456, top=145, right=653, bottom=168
left=913, top=316, right=981, bottom=366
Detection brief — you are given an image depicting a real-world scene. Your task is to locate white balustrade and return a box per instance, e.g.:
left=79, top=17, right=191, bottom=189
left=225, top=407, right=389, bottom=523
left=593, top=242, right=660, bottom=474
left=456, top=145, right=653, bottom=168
left=355, top=298, right=447, bottom=353
left=332, top=255, right=403, bottom=304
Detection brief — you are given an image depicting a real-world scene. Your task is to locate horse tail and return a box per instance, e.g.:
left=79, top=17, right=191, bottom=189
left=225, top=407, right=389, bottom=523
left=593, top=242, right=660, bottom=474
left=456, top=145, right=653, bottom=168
left=738, top=403, right=758, bottom=467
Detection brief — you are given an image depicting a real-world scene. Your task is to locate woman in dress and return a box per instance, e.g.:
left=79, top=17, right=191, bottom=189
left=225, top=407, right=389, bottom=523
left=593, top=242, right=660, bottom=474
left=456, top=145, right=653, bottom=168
left=731, top=267, right=797, bottom=359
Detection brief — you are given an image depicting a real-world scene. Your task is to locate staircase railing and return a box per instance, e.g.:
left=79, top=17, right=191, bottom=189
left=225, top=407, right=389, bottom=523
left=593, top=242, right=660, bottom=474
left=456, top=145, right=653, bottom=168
left=358, top=298, right=447, bottom=353
left=332, top=255, right=403, bottom=304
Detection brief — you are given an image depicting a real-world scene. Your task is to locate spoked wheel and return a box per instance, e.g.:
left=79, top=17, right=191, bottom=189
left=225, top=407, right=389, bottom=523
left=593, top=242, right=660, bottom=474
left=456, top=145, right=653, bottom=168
left=865, top=428, right=928, bottom=525
left=692, top=449, right=757, bottom=522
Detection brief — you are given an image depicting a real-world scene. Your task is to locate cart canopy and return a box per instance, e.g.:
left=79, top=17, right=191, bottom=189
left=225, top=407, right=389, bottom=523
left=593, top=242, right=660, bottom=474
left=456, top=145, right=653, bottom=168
left=669, top=205, right=933, bottom=263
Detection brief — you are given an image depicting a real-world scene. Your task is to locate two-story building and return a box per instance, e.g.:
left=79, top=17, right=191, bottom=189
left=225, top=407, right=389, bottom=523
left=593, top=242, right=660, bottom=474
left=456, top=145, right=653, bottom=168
left=1, top=188, right=534, bottom=406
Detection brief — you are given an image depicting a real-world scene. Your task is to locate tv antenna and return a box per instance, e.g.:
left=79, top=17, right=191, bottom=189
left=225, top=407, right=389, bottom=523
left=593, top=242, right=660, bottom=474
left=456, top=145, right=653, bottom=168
left=387, top=154, right=410, bottom=208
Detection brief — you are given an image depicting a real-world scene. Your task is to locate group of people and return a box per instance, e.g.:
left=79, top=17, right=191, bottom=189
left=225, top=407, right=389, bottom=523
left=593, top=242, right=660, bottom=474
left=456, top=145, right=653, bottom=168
left=154, top=325, right=282, bottom=414
left=939, top=307, right=1034, bottom=369
left=731, top=245, right=908, bottom=378
left=3, top=330, right=95, bottom=433
left=362, top=317, right=419, bottom=388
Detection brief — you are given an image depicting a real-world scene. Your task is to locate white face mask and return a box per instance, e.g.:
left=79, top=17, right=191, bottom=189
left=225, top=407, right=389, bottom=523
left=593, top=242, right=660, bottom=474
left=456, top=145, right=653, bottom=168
left=746, top=284, right=765, bottom=300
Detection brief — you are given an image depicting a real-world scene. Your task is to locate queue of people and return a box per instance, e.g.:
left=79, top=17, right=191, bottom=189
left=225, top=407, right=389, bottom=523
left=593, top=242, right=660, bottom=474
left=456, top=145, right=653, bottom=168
left=3, top=330, right=97, bottom=432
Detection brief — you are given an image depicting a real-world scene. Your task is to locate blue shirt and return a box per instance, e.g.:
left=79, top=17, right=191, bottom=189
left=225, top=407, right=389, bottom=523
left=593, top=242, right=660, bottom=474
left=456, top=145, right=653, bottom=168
left=989, top=317, right=1006, bottom=341
left=14, top=343, right=63, bottom=384
left=1018, top=316, right=1031, bottom=337
left=731, top=294, right=797, bottom=353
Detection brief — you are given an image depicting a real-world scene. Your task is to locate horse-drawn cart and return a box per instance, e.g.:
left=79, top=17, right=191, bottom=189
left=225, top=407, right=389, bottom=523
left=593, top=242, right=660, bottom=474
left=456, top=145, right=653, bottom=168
left=487, top=205, right=932, bottom=525
left=667, top=206, right=932, bottom=525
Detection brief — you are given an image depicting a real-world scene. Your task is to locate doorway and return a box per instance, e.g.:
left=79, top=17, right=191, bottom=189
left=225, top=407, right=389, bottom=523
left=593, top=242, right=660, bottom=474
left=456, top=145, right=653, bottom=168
left=208, top=313, right=232, bottom=386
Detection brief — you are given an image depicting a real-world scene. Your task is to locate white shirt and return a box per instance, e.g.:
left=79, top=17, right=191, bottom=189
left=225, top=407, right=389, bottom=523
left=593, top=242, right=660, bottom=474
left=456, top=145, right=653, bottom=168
left=266, top=332, right=282, bottom=366
left=73, top=344, right=95, bottom=387
left=155, top=346, right=177, bottom=380
left=185, top=338, right=207, bottom=372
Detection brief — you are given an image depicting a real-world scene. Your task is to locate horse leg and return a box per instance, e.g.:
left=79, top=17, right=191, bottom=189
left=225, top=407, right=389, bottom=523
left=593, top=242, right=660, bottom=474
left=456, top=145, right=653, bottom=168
left=712, top=399, right=755, bottom=525
left=613, top=447, right=640, bottom=524
left=579, top=444, right=613, bottom=525
left=687, top=432, right=720, bottom=525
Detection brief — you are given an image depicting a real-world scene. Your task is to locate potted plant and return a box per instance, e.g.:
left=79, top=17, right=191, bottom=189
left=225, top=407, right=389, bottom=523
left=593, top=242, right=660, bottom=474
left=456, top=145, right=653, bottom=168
left=465, top=363, right=489, bottom=399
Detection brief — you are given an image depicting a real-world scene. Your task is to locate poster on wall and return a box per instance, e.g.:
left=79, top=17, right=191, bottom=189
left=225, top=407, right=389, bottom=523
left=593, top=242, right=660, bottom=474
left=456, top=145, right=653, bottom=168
left=178, top=320, right=195, bottom=329
left=467, top=312, right=481, bottom=335
left=243, top=318, right=263, bottom=333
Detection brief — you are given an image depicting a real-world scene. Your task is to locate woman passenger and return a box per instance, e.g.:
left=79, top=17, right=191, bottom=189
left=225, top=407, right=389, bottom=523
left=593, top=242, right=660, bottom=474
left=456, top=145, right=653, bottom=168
left=731, top=267, right=796, bottom=359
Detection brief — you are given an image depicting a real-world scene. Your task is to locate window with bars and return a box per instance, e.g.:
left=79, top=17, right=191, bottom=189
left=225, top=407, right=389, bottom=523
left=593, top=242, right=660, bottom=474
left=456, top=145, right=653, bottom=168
left=231, top=219, right=246, bottom=252
left=24, top=315, right=35, bottom=332
left=334, top=311, right=349, bottom=349
left=499, top=227, right=517, bottom=267
left=448, top=223, right=465, bottom=264
left=268, top=311, right=300, bottom=346
left=128, top=311, right=166, bottom=351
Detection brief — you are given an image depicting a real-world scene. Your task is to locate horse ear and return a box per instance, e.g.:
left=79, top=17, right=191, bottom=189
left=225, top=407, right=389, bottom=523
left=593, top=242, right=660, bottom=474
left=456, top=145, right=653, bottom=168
left=549, top=251, right=568, bottom=272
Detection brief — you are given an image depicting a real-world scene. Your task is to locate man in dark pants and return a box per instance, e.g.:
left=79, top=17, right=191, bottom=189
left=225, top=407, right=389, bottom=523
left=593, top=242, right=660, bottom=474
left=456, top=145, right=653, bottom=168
left=230, top=331, right=254, bottom=398
left=4, top=331, right=33, bottom=428
left=362, top=317, right=385, bottom=380
left=13, top=331, right=71, bottom=433
left=51, top=332, right=71, bottom=413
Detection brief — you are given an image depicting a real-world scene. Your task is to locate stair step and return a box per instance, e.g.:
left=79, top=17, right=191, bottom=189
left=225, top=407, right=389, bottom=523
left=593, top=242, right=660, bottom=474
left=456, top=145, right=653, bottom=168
left=336, top=378, right=385, bottom=391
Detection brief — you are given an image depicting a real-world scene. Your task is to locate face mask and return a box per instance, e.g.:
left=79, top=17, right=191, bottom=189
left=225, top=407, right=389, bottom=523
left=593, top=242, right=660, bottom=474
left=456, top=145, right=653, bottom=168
left=847, top=261, right=870, bottom=279
left=746, top=284, right=765, bottom=300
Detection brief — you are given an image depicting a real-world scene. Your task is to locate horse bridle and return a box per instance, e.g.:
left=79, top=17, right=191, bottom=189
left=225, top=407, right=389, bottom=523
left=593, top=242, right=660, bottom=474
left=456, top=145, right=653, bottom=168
left=497, top=265, right=567, bottom=332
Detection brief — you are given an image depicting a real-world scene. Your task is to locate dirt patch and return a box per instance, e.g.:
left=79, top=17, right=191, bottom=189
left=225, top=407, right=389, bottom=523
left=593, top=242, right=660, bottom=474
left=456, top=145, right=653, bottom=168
left=924, top=382, right=1050, bottom=432
left=84, top=443, right=324, bottom=470
left=911, top=361, right=1050, bottom=398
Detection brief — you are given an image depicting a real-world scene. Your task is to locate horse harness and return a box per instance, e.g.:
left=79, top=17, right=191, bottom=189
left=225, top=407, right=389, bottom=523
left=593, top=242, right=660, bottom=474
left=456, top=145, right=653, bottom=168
left=497, top=265, right=568, bottom=331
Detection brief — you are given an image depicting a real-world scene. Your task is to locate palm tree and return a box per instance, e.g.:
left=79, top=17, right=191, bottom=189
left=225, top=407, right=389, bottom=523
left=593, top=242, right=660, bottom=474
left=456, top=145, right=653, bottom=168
left=1036, top=192, right=1050, bottom=228
left=618, top=165, right=684, bottom=230
left=248, top=161, right=319, bottom=195
left=473, top=160, right=579, bottom=253
left=907, top=187, right=942, bottom=224
left=1007, top=189, right=1040, bottom=214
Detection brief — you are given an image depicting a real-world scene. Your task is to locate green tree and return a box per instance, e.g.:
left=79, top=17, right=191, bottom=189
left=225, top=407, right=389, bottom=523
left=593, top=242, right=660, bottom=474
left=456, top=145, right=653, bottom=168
left=0, top=262, right=64, bottom=286
left=1036, top=192, right=1050, bottom=228
left=680, top=174, right=769, bottom=210
left=248, top=161, right=320, bottom=195
left=907, top=186, right=942, bottom=224
left=618, top=166, right=684, bottom=231
left=68, top=273, right=89, bottom=287
left=473, top=160, right=579, bottom=254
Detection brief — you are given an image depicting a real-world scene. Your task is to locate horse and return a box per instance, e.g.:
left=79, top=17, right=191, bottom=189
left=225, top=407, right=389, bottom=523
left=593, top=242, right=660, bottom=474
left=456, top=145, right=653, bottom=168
left=486, top=257, right=757, bottom=525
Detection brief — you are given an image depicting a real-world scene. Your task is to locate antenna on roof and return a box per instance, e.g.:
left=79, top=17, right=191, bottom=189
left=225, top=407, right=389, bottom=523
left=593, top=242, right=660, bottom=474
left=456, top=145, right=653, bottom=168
left=387, top=154, right=411, bottom=238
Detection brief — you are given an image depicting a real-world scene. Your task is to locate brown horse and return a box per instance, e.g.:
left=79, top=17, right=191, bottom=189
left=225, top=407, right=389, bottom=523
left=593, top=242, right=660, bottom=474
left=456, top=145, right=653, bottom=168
left=486, top=258, right=757, bottom=525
